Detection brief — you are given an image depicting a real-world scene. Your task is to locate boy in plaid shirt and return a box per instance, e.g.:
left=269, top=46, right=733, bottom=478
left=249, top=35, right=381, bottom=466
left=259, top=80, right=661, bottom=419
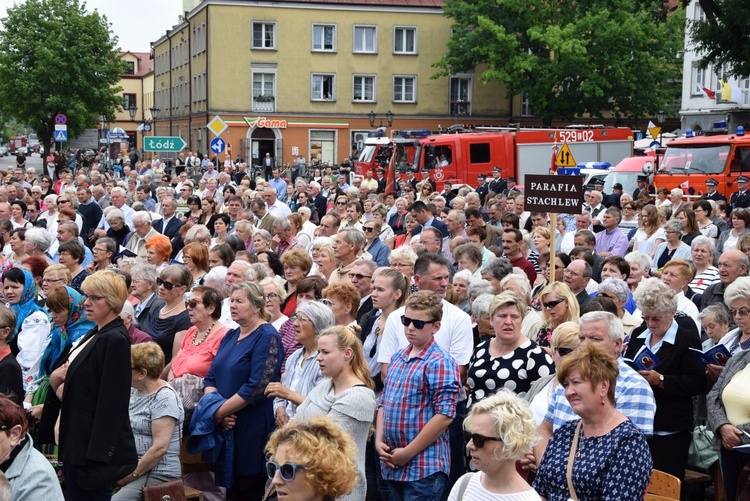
left=375, top=291, right=461, bottom=500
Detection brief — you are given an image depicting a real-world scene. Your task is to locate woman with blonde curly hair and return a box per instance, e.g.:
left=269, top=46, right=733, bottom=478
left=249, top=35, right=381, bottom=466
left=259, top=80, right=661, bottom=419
left=450, top=390, right=541, bottom=500
left=295, top=326, right=377, bottom=501
left=534, top=282, right=580, bottom=349
left=265, top=416, right=359, bottom=501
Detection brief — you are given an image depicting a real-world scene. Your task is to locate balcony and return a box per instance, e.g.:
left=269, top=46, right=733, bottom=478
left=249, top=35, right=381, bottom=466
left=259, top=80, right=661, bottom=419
left=252, top=95, right=275, bottom=113
left=450, top=100, right=471, bottom=116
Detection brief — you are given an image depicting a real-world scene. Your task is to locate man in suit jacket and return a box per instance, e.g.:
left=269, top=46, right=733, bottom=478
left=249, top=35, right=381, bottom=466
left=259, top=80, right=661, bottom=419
left=488, top=167, right=507, bottom=195
left=308, top=181, right=328, bottom=217
left=351, top=260, right=378, bottom=324
left=730, top=176, right=750, bottom=212
left=408, top=200, right=448, bottom=238
left=152, top=197, right=185, bottom=259
left=376, top=169, right=387, bottom=194
left=703, top=178, right=727, bottom=202
left=251, top=198, right=277, bottom=234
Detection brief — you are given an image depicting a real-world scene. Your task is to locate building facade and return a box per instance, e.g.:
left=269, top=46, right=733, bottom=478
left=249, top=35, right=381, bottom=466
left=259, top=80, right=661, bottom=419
left=152, top=0, right=525, bottom=167
left=680, top=2, right=750, bottom=133
left=110, top=52, right=154, bottom=152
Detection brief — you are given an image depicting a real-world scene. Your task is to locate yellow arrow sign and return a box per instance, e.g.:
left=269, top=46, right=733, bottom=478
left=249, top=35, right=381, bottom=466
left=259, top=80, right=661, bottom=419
left=648, top=126, right=661, bottom=141
left=556, top=143, right=576, bottom=167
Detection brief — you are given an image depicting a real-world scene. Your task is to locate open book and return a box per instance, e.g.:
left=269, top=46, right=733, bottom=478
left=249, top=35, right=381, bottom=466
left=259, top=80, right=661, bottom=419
left=624, top=345, right=661, bottom=371
left=689, top=344, right=732, bottom=367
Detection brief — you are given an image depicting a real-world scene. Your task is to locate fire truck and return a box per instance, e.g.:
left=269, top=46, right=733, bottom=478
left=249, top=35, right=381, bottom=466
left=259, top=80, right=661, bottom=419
left=8, top=136, right=27, bottom=155
left=356, top=126, right=634, bottom=192
left=649, top=126, right=750, bottom=199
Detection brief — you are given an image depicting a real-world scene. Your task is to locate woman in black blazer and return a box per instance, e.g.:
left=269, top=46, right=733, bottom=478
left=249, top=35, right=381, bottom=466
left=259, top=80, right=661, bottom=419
left=627, top=276, right=707, bottom=481
left=50, top=270, right=137, bottom=500
left=0, top=306, right=23, bottom=407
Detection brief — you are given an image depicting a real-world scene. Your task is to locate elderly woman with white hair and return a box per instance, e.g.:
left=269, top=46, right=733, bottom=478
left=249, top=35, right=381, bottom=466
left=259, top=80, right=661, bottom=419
left=501, top=273, right=543, bottom=341
left=719, top=276, right=750, bottom=355
left=624, top=251, right=652, bottom=291
left=627, top=277, right=706, bottom=480
left=24, top=227, right=51, bottom=261
left=689, top=235, right=720, bottom=295
left=597, top=278, right=642, bottom=339
left=470, top=293, right=495, bottom=346
left=453, top=270, right=473, bottom=314
left=651, top=220, right=692, bottom=276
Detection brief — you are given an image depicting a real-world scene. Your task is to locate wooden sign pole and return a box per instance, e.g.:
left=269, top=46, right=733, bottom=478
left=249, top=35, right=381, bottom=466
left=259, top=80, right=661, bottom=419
left=550, top=213, right=557, bottom=284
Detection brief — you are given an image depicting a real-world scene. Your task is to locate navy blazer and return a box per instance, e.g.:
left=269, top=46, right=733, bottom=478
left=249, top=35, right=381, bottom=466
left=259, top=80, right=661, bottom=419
left=412, top=218, right=449, bottom=238
left=153, top=217, right=185, bottom=258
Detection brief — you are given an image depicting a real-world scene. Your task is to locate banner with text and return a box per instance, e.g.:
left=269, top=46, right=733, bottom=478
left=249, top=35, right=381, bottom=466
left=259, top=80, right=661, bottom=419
left=524, top=174, right=585, bottom=214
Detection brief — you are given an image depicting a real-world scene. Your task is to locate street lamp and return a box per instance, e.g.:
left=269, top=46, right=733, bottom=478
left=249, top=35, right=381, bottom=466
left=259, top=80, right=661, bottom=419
left=150, top=106, right=160, bottom=135
left=386, top=110, right=394, bottom=127
left=128, top=105, right=138, bottom=120
left=656, top=109, right=666, bottom=146
left=368, top=110, right=376, bottom=128
left=367, top=110, right=395, bottom=128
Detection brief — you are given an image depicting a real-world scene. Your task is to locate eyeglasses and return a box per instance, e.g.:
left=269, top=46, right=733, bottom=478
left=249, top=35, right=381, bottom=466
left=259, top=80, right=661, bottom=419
left=392, top=263, right=412, bottom=269
left=463, top=431, right=502, bottom=449
left=291, top=314, right=310, bottom=323
left=58, top=199, right=70, bottom=204
left=92, top=247, right=107, bottom=253
left=553, top=346, right=574, bottom=357
left=730, top=308, right=750, bottom=317
left=156, top=278, right=177, bottom=290
left=336, top=202, right=346, bottom=206
left=401, top=315, right=436, bottom=329
left=185, top=299, right=201, bottom=309
left=543, top=298, right=566, bottom=309
left=266, top=461, right=307, bottom=482
left=563, top=268, right=583, bottom=277
left=348, top=273, right=372, bottom=280
left=363, top=227, right=376, bottom=232
left=83, top=294, right=106, bottom=302
left=266, top=293, right=280, bottom=300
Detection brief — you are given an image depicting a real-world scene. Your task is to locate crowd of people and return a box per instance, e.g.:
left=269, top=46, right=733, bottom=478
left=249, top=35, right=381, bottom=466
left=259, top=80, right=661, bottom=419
left=0, top=151, right=747, bottom=501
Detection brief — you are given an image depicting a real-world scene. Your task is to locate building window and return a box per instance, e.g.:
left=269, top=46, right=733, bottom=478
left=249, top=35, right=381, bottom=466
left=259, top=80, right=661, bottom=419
left=521, top=93, right=534, bottom=116
left=450, top=77, right=472, bottom=115
left=310, top=130, right=336, bottom=165
left=353, top=26, right=376, bottom=53
left=253, top=72, right=276, bottom=111
left=123, top=93, right=137, bottom=109
left=124, top=61, right=135, bottom=75
left=692, top=64, right=707, bottom=95
left=353, top=75, right=375, bottom=102
left=393, top=76, right=416, bottom=102
left=394, top=27, right=416, bottom=54
left=311, top=74, right=335, bottom=101
left=253, top=22, right=276, bottom=50
left=312, top=24, right=336, bottom=52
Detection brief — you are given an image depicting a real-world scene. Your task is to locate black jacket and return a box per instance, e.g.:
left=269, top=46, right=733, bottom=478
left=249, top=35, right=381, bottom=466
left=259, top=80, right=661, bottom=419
left=625, top=322, right=706, bottom=433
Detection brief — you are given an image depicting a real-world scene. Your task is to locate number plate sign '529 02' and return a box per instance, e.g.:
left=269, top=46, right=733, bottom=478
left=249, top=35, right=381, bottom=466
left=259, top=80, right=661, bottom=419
left=524, top=174, right=585, bottom=215
left=144, top=136, right=187, bottom=152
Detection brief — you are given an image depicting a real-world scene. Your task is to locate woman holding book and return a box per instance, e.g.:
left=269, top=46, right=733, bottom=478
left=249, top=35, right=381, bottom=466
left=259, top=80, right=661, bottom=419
left=625, top=277, right=707, bottom=480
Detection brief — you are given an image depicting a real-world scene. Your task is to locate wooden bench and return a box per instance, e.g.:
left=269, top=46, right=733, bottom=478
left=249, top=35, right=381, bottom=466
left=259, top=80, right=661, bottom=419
left=184, top=486, right=204, bottom=501
left=683, top=465, right=727, bottom=501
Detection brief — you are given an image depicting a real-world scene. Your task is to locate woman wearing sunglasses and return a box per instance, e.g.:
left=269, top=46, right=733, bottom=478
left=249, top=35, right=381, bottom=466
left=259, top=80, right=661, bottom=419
left=295, top=325, right=377, bottom=501
left=265, top=416, right=359, bottom=501
left=466, top=292, right=553, bottom=470
left=449, top=390, right=541, bottom=501
left=143, top=265, right=192, bottom=366
left=534, top=282, right=579, bottom=350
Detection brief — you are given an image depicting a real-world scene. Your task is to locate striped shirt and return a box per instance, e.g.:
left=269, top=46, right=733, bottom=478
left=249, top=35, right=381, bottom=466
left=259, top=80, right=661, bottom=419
left=380, top=339, right=460, bottom=482
left=273, top=347, right=324, bottom=419
left=544, top=357, right=656, bottom=436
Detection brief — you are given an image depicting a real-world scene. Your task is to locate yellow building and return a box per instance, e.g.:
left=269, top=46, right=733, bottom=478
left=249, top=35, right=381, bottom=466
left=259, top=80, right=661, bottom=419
left=152, top=0, right=522, bottom=167
left=110, top=51, right=154, bottom=152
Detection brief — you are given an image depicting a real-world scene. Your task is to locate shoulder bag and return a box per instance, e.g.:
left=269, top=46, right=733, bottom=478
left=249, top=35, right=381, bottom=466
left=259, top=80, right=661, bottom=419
left=566, top=421, right=582, bottom=501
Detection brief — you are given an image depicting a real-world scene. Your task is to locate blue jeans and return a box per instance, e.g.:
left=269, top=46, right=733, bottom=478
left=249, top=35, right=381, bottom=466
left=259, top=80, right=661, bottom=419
left=386, top=471, right=448, bottom=501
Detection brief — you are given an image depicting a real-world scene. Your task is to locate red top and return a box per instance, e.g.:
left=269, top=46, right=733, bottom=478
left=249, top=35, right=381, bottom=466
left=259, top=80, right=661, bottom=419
left=171, top=325, right=229, bottom=378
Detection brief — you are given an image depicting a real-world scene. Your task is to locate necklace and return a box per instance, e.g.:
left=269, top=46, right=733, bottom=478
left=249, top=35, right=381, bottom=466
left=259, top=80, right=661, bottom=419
left=576, top=409, right=617, bottom=458
left=193, top=320, right=217, bottom=346
left=161, top=302, right=182, bottom=316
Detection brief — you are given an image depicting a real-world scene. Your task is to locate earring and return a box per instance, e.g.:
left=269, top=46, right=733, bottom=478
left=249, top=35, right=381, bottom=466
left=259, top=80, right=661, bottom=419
left=601, top=395, right=605, bottom=406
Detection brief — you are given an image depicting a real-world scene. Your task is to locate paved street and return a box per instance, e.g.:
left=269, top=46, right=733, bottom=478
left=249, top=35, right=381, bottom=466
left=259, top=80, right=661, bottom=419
left=0, top=153, right=44, bottom=177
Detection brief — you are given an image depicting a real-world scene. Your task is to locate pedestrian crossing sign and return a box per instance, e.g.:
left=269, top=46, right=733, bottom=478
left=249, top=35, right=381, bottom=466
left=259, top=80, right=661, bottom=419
left=54, top=130, right=68, bottom=142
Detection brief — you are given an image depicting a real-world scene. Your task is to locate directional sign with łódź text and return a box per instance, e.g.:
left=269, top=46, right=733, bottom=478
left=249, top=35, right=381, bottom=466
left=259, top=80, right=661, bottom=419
left=144, top=136, right=186, bottom=152
left=210, top=137, right=226, bottom=154
left=556, top=143, right=576, bottom=167
left=54, top=130, right=67, bottom=142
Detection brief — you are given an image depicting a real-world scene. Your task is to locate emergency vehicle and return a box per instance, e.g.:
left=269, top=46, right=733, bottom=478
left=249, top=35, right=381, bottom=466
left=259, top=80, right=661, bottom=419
left=356, top=126, right=634, bottom=192
left=8, top=136, right=27, bottom=155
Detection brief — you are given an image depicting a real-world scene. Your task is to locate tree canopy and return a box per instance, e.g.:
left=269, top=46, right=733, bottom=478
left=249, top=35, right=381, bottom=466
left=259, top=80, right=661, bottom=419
left=688, top=0, right=750, bottom=78
left=434, top=0, right=684, bottom=125
left=0, top=0, right=126, bottom=149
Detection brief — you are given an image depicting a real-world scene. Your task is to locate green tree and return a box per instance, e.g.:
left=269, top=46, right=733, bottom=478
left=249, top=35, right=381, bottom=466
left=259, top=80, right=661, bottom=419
left=434, top=0, right=683, bottom=125
left=0, top=0, right=126, bottom=154
left=688, top=0, right=750, bottom=78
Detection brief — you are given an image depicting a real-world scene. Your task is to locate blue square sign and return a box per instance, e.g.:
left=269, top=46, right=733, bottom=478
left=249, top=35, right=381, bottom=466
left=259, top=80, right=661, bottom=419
left=54, top=130, right=67, bottom=142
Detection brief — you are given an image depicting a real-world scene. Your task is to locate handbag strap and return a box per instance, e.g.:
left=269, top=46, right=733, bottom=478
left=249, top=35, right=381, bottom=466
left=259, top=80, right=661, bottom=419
left=456, top=472, right=475, bottom=501
left=566, top=421, right=582, bottom=501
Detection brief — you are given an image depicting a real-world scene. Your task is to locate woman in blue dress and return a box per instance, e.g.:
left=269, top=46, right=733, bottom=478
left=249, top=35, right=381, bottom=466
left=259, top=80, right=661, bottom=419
left=533, top=342, right=652, bottom=501
left=204, top=281, right=283, bottom=501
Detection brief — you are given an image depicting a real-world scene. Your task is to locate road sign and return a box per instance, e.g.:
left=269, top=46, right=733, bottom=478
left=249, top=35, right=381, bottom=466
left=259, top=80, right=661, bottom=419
left=54, top=130, right=68, bottom=142
left=210, top=137, right=226, bottom=154
left=54, top=124, right=67, bottom=131
left=207, top=115, right=228, bottom=137
left=556, top=143, right=577, bottom=168
left=648, top=126, right=661, bottom=142
left=54, top=114, right=67, bottom=125
left=144, top=136, right=187, bottom=152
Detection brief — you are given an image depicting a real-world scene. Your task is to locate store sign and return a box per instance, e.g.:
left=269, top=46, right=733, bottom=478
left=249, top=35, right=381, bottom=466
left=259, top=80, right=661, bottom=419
left=246, top=116, right=288, bottom=128
left=524, top=174, right=585, bottom=214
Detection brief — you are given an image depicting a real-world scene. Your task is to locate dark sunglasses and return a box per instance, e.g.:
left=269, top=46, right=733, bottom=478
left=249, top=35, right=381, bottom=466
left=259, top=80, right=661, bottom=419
left=266, top=461, right=306, bottom=482
left=348, top=273, right=372, bottom=280
left=543, top=298, right=566, bottom=309
left=156, top=277, right=176, bottom=290
left=401, top=315, right=436, bottom=329
left=554, top=346, right=574, bottom=357
left=463, top=431, right=502, bottom=449
left=363, top=227, right=376, bottom=232
left=185, top=299, right=201, bottom=309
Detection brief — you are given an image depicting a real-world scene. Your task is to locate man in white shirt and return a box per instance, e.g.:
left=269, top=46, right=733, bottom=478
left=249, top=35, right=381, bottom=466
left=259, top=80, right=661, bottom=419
left=264, top=186, right=291, bottom=219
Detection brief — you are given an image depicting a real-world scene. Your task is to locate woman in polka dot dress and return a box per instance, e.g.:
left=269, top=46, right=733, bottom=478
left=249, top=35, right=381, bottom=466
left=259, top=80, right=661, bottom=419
left=465, top=291, right=554, bottom=472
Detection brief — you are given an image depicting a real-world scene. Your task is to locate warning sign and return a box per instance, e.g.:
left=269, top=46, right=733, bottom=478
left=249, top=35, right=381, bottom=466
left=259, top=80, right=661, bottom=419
left=556, top=143, right=577, bottom=168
